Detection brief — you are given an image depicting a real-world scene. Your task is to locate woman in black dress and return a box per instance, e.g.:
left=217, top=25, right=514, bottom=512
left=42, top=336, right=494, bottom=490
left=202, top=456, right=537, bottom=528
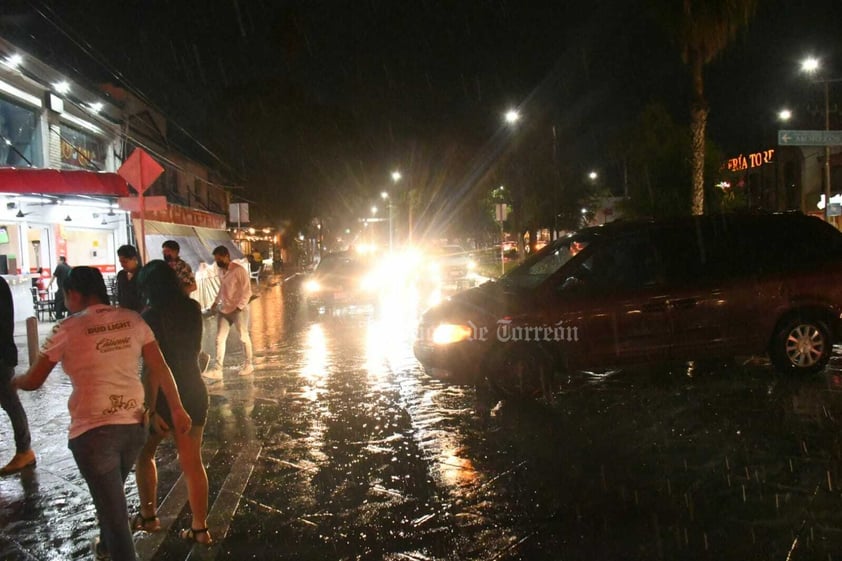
left=133, top=260, right=212, bottom=544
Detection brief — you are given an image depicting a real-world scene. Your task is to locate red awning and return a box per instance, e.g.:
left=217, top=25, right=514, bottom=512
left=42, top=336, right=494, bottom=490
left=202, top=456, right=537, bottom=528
left=0, top=168, right=130, bottom=197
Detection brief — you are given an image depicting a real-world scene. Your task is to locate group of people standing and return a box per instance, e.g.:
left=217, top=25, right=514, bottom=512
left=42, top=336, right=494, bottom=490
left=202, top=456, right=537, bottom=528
left=0, top=239, right=256, bottom=560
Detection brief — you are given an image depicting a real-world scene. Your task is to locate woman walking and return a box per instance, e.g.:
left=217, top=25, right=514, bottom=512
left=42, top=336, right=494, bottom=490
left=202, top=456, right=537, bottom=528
left=13, top=266, right=191, bottom=561
left=134, top=260, right=212, bottom=544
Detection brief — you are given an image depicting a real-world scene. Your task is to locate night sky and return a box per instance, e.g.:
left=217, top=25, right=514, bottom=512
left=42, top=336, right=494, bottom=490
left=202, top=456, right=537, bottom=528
left=2, top=0, right=841, bottom=230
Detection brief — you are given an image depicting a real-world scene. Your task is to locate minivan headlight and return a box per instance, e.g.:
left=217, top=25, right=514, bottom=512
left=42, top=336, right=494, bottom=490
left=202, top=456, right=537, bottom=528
left=432, top=323, right=474, bottom=345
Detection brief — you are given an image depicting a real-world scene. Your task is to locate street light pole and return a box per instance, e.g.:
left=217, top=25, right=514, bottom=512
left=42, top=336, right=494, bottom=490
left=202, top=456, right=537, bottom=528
left=801, top=57, right=834, bottom=221
left=381, top=191, right=392, bottom=252
left=391, top=170, right=403, bottom=245
left=824, top=78, right=831, bottom=221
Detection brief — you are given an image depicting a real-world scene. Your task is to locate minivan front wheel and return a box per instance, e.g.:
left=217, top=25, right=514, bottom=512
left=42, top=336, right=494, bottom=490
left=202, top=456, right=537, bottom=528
left=484, top=344, right=555, bottom=400
left=770, top=316, right=832, bottom=375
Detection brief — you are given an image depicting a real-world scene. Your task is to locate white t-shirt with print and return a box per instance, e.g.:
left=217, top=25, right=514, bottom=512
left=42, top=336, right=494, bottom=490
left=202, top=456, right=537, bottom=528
left=41, top=304, right=155, bottom=440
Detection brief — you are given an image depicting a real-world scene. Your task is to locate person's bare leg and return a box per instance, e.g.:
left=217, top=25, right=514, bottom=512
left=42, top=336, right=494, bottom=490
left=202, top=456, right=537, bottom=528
left=134, top=431, right=164, bottom=529
left=173, top=424, right=211, bottom=544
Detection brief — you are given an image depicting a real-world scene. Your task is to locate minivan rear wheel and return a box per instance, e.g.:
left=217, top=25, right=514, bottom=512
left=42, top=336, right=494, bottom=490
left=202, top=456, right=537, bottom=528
left=770, top=316, right=832, bottom=375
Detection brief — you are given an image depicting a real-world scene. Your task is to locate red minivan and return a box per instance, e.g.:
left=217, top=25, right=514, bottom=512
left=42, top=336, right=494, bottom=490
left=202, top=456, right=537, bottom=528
left=413, top=213, right=842, bottom=397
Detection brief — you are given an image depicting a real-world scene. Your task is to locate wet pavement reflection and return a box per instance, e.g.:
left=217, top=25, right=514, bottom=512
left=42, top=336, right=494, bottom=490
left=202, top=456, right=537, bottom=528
left=5, top=276, right=842, bottom=560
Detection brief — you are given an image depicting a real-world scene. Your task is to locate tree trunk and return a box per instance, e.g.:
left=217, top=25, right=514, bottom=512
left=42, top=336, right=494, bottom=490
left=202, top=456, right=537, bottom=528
left=689, top=53, right=708, bottom=216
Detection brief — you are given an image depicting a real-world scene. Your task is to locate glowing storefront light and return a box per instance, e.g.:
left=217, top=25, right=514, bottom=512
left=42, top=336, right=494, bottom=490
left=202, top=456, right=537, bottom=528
left=2, top=54, right=23, bottom=69
left=53, top=80, right=70, bottom=94
left=61, top=112, right=104, bottom=135
left=0, top=78, right=42, bottom=107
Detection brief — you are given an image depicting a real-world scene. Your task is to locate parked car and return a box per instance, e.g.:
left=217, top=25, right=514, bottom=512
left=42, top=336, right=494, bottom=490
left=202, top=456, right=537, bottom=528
left=303, top=251, right=380, bottom=312
left=413, top=213, right=842, bottom=397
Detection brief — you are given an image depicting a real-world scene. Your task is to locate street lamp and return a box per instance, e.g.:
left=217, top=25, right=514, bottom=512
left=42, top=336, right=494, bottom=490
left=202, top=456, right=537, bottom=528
left=588, top=171, right=598, bottom=181
left=801, top=56, right=832, bottom=221
left=778, top=108, right=792, bottom=122
left=504, top=109, right=520, bottom=125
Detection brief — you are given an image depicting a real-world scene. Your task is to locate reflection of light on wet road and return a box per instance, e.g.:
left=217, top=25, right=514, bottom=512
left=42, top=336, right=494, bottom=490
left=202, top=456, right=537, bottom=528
left=301, top=324, right=329, bottom=401
left=438, top=443, right=478, bottom=487
left=365, top=313, right=419, bottom=382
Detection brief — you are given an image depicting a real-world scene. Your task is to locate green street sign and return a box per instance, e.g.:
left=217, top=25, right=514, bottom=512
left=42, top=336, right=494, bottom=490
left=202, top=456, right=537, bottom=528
left=778, top=130, right=842, bottom=146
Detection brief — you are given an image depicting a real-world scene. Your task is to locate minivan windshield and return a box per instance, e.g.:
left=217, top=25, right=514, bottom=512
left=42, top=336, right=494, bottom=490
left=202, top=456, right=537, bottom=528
left=500, top=235, right=592, bottom=289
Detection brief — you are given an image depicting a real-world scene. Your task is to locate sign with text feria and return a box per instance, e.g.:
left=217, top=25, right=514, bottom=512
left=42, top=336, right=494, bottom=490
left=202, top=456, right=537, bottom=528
left=726, top=149, right=775, bottom=172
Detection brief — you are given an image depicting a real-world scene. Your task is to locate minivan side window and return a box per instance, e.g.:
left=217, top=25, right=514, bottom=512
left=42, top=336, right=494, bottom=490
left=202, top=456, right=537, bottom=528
left=744, top=216, right=842, bottom=273
left=563, top=234, right=660, bottom=292
left=655, top=220, right=747, bottom=283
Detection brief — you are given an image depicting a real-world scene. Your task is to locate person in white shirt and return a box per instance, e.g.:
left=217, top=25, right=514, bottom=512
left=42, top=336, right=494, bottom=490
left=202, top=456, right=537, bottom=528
left=13, top=266, right=191, bottom=561
left=205, top=246, right=254, bottom=379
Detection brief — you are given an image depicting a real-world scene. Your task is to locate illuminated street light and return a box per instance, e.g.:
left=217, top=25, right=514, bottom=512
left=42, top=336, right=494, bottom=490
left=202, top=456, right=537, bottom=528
left=391, top=170, right=402, bottom=183
left=588, top=171, right=598, bottom=181
left=802, top=57, right=819, bottom=73
left=801, top=56, right=832, bottom=221
left=778, top=108, right=792, bottom=121
left=504, top=109, right=520, bottom=125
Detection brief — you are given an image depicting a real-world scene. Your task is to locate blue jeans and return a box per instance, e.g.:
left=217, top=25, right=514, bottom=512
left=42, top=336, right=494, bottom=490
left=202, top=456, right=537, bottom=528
left=0, top=364, right=31, bottom=453
left=69, top=424, right=146, bottom=561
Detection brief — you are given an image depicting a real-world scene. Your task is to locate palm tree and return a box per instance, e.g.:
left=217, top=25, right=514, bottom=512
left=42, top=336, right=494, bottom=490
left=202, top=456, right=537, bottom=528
left=658, top=0, right=757, bottom=215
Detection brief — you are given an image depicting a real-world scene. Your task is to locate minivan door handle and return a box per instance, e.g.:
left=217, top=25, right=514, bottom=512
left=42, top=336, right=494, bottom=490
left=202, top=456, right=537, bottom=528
left=670, top=298, right=697, bottom=310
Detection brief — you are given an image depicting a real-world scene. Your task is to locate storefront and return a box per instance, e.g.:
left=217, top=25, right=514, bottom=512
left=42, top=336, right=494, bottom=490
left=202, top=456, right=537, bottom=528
left=0, top=169, right=131, bottom=318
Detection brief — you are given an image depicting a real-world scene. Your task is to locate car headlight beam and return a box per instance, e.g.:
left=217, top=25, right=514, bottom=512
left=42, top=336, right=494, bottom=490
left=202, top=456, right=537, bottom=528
left=432, top=323, right=474, bottom=345
left=304, top=279, right=321, bottom=293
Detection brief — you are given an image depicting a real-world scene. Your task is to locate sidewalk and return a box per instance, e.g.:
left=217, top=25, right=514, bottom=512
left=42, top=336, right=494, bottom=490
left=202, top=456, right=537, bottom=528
left=0, top=277, right=275, bottom=560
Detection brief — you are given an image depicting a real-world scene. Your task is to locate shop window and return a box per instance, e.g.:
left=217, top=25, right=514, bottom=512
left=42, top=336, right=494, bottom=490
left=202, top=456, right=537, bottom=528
left=60, top=124, right=104, bottom=170
left=0, top=95, right=42, bottom=167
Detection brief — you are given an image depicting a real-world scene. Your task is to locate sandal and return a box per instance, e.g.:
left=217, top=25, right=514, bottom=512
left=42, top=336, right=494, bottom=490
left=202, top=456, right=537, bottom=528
left=180, top=527, right=213, bottom=545
left=131, top=513, right=161, bottom=532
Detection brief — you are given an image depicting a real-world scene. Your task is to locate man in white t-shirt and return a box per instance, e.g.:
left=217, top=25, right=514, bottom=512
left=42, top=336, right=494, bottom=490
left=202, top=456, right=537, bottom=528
left=205, top=246, right=254, bottom=379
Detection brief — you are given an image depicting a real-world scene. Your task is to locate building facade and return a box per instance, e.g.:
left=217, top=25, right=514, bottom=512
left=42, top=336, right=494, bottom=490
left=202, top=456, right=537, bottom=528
left=1, top=37, right=235, bottom=317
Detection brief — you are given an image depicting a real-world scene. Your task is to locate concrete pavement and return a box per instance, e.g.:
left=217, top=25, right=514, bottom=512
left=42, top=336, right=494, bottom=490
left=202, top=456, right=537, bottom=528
left=0, top=275, right=280, bottom=561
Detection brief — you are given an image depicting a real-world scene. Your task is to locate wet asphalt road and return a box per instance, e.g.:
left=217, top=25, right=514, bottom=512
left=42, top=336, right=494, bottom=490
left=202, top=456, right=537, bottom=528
left=4, top=275, right=842, bottom=560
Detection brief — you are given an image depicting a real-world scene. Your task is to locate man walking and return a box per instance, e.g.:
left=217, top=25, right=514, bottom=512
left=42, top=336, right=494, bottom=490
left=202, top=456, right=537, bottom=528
left=205, top=246, right=253, bottom=379
left=48, top=256, right=71, bottom=319
left=162, top=240, right=197, bottom=295
left=0, top=276, right=35, bottom=475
